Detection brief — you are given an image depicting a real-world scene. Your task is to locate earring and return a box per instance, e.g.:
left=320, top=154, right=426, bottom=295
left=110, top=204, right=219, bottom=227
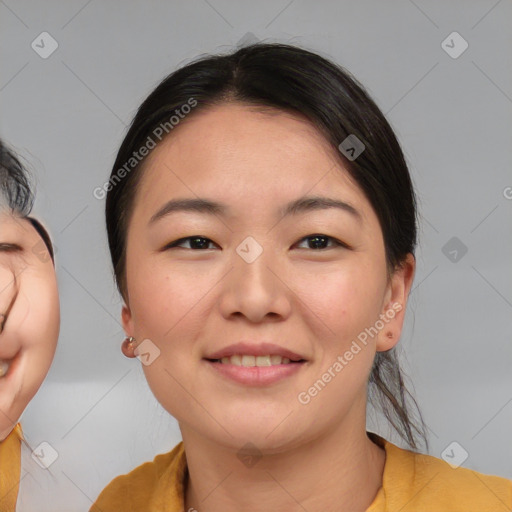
left=121, top=336, right=138, bottom=358
left=122, top=336, right=137, bottom=350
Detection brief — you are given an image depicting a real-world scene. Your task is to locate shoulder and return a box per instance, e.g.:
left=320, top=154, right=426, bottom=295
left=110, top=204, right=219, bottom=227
left=0, top=424, right=23, bottom=509
left=90, top=441, right=186, bottom=512
left=382, top=439, right=512, bottom=511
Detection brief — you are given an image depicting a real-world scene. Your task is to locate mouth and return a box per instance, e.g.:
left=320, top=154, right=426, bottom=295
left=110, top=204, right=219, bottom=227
left=0, top=359, right=10, bottom=378
left=203, top=342, right=308, bottom=385
left=203, top=353, right=307, bottom=387
left=204, top=342, right=307, bottom=363
left=205, top=354, right=306, bottom=366
left=0, top=350, right=21, bottom=380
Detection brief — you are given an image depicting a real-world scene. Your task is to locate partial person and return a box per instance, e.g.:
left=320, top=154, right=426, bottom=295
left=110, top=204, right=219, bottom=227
left=0, top=139, right=60, bottom=512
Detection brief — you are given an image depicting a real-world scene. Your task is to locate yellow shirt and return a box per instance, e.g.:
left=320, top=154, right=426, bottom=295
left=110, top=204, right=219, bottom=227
left=90, top=431, right=512, bottom=511
left=0, top=424, right=22, bottom=512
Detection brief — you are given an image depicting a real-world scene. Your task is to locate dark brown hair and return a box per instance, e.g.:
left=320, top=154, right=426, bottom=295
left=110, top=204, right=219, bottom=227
left=0, top=139, right=54, bottom=262
left=105, top=42, right=429, bottom=452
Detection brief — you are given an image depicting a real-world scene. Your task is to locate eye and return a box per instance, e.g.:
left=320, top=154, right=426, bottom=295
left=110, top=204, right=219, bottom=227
left=163, top=234, right=349, bottom=251
left=163, top=236, right=218, bottom=250
left=295, top=234, right=350, bottom=250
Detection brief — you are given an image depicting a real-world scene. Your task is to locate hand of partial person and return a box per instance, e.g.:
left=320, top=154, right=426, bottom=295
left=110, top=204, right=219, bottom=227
left=0, top=212, right=60, bottom=441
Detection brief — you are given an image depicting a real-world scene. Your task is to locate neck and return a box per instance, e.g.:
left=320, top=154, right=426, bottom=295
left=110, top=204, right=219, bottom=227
left=182, top=416, right=385, bottom=512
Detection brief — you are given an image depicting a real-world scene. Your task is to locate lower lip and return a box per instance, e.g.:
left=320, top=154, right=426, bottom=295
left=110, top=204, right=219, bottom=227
left=204, top=359, right=306, bottom=386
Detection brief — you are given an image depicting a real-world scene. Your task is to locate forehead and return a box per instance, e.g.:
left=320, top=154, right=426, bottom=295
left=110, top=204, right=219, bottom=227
left=146, top=103, right=337, bottom=169
left=136, top=103, right=365, bottom=210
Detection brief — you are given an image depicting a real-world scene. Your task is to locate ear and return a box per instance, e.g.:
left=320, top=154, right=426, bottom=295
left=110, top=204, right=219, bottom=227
left=376, top=253, right=415, bottom=352
left=121, top=302, right=136, bottom=358
left=121, top=302, right=133, bottom=334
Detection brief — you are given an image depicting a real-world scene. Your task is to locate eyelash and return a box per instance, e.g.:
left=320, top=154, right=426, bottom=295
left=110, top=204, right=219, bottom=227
left=164, top=234, right=350, bottom=251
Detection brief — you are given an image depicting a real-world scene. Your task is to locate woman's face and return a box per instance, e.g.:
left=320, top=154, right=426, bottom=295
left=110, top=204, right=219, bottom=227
left=122, top=103, right=414, bottom=451
left=0, top=211, right=60, bottom=440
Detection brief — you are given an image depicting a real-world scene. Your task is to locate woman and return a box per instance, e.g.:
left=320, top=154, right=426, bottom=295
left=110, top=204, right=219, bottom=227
left=0, top=139, right=60, bottom=511
left=91, top=43, right=511, bottom=511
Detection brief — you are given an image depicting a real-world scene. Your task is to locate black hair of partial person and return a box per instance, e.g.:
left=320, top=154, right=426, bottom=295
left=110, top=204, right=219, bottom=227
left=105, top=42, right=429, bottom=452
left=27, top=216, right=55, bottom=262
left=0, top=139, right=55, bottom=263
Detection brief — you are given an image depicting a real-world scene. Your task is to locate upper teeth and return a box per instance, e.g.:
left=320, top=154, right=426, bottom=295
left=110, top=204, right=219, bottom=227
left=219, top=355, right=293, bottom=366
left=0, top=360, right=10, bottom=378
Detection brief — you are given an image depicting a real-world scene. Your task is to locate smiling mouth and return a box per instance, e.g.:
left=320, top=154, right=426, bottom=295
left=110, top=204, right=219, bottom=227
left=0, top=350, right=21, bottom=379
left=0, top=359, right=11, bottom=378
left=205, top=354, right=306, bottom=366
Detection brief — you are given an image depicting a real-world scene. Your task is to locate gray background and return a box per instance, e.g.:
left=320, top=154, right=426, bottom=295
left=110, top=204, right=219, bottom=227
left=1, top=0, right=511, bottom=510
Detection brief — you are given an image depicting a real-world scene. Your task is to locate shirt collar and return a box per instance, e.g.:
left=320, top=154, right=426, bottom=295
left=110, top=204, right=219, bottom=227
left=159, top=431, right=409, bottom=511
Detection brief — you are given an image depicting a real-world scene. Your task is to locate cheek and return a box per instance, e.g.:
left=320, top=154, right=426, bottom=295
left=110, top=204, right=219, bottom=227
left=0, top=277, right=59, bottom=436
left=21, top=277, right=60, bottom=353
left=131, top=261, right=211, bottom=339
left=297, top=259, right=387, bottom=343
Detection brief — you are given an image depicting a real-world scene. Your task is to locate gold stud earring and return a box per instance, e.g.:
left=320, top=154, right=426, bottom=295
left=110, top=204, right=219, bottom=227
left=122, top=336, right=137, bottom=350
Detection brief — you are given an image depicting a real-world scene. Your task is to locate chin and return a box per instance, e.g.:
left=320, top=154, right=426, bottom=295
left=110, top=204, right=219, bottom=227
left=209, top=414, right=306, bottom=452
left=230, top=432, right=306, bottom=457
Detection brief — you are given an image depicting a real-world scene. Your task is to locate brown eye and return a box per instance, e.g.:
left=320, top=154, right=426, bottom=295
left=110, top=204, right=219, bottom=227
left=295, top=234, right=350, bottom=250
left=164, top=236, right=218, bottom=251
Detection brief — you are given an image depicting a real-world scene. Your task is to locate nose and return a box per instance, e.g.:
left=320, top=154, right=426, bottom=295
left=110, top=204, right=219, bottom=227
left=217, top=240, right=292, bottom=323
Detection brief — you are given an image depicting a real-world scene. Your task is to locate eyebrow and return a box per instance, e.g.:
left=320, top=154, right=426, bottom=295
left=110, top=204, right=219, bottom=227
left=0, top=243, right=23, bottom=253
left=149, top=195, right=362, bottom=225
